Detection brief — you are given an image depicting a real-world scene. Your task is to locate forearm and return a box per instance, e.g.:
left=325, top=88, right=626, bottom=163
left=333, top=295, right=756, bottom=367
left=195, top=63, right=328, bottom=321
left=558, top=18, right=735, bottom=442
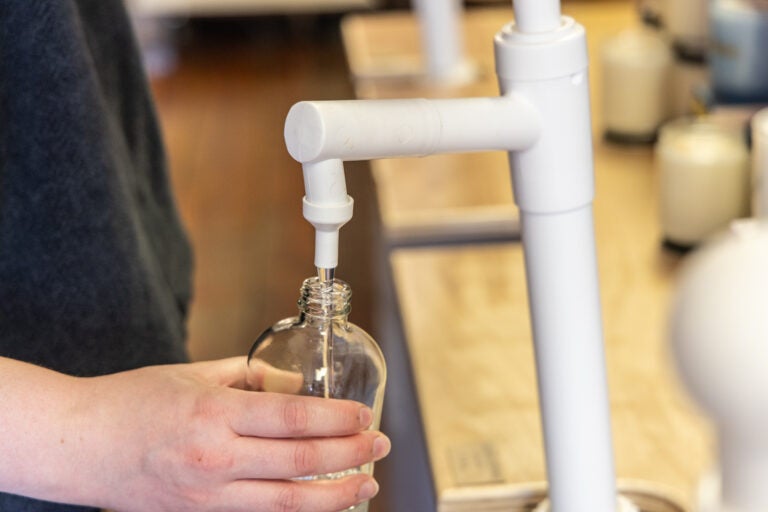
left=0, top=356, right=98, bottom=506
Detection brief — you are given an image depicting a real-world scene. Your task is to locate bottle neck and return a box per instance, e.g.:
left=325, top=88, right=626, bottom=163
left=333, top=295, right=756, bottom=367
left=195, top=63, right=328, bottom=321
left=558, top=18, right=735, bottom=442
left=297, top=277, right=352, bottom=325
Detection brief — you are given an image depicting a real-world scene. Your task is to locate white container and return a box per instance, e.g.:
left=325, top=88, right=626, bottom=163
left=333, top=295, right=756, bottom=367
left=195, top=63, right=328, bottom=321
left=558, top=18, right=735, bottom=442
left=753, top=108, right=768, bottom=218
left=663, top=0, right=710, bottom=56
left=601, top=26, right=672, bottom=143
left=657, top=117, right=750, bottom=248
left=670, top=219, right=768, bottom=512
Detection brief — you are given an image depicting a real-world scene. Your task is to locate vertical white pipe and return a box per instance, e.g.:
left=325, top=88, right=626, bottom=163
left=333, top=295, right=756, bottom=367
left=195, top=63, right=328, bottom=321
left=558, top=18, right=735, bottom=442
left=302, top=159, right=348, bottom=205
left=512, top=0, right=561, bottom=33
left=521, top=206, right=615, bottom=511
left=412, top=0, right=465, bottom=80
left=497, top=12, right=617, bottom=508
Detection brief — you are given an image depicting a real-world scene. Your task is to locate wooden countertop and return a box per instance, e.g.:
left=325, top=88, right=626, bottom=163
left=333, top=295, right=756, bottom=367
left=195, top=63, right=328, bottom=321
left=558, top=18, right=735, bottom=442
left=341, top=2, right=713, bottom=510
left=390, top=144, right=712, bottom=511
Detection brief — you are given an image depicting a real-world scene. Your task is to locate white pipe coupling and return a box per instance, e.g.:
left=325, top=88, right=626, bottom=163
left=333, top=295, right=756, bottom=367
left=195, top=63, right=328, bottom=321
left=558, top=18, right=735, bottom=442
left=495, top=16, right=587, bottom=82
left=303, top=195, right=354, bottom=269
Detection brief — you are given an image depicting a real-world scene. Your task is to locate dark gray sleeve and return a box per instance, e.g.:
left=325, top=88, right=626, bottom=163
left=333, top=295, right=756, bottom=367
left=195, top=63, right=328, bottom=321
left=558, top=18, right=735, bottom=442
left=0, top=0, right=193, bottom=375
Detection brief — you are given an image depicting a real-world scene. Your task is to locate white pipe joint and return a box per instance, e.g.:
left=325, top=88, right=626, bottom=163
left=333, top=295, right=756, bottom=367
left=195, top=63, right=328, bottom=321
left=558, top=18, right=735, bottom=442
left=284, top=96, right=541, bottom=268
left=496, top=16, right=593, bottom=214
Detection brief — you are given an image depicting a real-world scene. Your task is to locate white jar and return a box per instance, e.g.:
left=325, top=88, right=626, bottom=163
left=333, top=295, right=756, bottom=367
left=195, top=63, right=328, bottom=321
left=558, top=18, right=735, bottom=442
left=663, top=0, right=710, bottom=57
left=601, top=26, right=672, bottom=143
left=657, top=117, right=750, bottom=248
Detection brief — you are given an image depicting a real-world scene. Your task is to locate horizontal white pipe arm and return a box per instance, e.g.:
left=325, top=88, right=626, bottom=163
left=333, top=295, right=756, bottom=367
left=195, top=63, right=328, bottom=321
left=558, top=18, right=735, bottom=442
left=284, top=96, right=540, bottom=164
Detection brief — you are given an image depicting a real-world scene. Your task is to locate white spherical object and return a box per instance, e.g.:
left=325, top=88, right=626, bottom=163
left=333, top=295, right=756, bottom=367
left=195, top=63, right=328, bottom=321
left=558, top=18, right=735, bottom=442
left=670, top=220, right=768, bottom=430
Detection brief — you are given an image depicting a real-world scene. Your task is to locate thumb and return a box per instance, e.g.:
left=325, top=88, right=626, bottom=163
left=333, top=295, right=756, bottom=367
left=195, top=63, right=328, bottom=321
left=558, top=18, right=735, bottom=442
left=190, top=356, right=250, bottom=389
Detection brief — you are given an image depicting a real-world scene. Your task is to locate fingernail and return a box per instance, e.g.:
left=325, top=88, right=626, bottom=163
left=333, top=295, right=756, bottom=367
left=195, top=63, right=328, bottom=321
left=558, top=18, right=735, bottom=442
left=373, top=435, right=391, bottom=460
left=357, top=479, right=379, bottom=501
left=358, top=406, right=373, bottom=428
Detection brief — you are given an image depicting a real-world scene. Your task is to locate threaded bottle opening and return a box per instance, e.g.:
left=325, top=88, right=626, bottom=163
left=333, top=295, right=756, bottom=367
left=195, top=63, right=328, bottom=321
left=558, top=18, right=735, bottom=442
left=298, top=277, right=352, bottom=319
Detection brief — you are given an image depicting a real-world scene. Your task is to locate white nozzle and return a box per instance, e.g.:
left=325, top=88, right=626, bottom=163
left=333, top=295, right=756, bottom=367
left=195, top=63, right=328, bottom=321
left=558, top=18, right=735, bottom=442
left=301, top=159, right=353, bottom=269
left=512, top=0, right=561, bottom=33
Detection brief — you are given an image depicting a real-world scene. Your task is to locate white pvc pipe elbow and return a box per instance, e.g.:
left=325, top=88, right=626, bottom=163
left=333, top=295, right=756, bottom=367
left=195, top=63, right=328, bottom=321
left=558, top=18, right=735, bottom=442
left=284, top=96, right=541, bottom=269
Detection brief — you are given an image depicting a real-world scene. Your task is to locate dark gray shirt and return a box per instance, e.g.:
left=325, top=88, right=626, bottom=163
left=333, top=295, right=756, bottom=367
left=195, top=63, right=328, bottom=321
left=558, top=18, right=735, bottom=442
left=0, top=1, right=193, bottom=509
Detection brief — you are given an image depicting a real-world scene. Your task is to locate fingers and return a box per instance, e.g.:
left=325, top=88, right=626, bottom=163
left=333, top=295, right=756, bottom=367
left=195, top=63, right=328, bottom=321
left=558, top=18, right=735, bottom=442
left=227, top=391, right=374, bottom=438
left=189, top=357, right=250, bottom=389
left=247, top=360, right=304, bottom=394
left=220, top=474, right=380, bottom=512
left=230, top=430, right=391, bottom=480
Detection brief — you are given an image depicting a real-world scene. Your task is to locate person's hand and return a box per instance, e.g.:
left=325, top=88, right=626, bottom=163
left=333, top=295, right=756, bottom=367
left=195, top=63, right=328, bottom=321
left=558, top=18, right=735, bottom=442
left=0, top=357, right=389, bottom=512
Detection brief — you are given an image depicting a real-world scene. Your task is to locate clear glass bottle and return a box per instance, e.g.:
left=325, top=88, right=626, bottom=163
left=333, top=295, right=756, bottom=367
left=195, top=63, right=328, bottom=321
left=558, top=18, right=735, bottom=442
left=247, top=276, right=386, bottom=511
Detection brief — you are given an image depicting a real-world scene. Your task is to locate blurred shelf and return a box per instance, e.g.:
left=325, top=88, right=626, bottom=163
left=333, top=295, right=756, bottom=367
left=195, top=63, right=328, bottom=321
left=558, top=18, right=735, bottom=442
left=130, top=0, right=377, bottom=17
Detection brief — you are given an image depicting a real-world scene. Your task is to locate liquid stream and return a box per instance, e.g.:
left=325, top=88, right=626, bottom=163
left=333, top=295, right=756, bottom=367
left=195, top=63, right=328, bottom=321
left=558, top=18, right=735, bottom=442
left=318, top=266, right=335, bottom=400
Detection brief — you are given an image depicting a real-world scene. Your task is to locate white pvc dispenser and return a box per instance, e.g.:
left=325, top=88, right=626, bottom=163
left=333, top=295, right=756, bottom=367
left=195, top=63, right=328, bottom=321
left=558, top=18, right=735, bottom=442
left=284, top=1, right=617, bottom=509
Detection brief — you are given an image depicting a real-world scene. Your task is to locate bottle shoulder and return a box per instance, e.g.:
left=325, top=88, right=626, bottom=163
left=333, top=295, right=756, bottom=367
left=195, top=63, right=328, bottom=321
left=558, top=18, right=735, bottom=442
left=251, top=316, right=383, bottom=357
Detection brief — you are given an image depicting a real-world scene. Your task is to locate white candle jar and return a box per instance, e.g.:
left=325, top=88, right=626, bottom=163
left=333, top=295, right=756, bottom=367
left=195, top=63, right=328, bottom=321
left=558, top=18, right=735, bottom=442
left=657, top=117, right=750, bottom=249
left=663, top=0, right=710, bottom=57
left=601, top=26, right=672, bottom=143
